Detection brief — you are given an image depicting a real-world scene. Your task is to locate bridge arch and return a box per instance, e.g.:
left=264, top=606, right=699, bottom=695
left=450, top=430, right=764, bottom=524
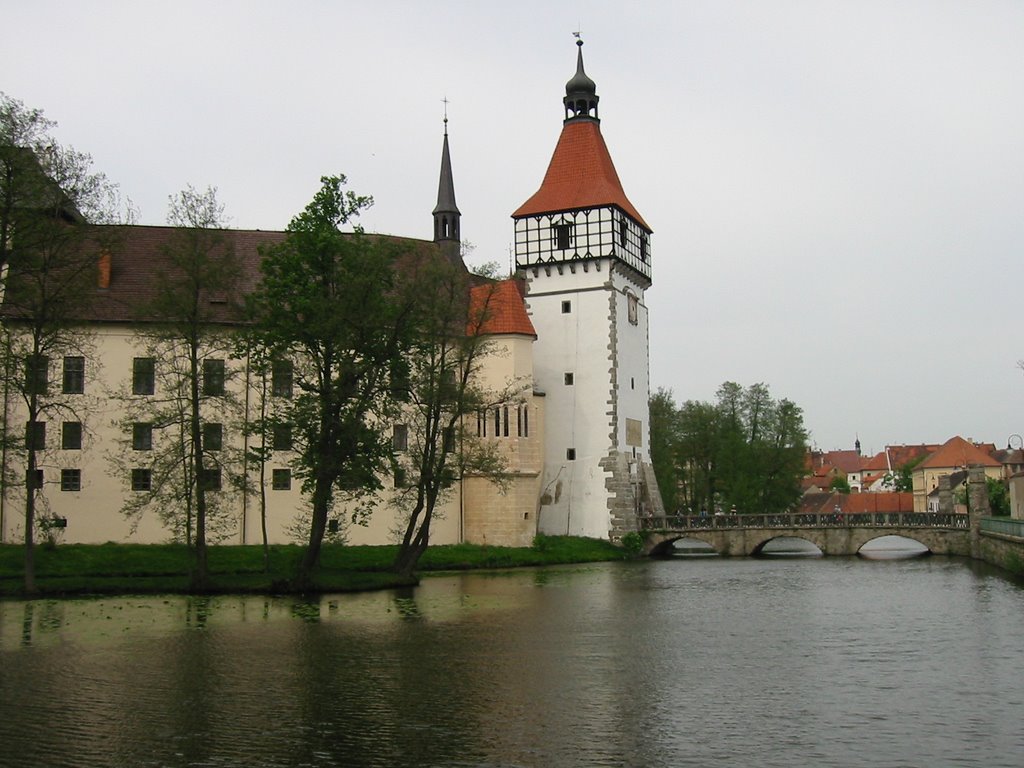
left=640, top=513, right=972, bottom=557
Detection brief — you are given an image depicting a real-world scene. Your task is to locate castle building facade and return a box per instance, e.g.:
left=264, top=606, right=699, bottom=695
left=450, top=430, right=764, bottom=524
left=0, top=42, right=659, bottom=547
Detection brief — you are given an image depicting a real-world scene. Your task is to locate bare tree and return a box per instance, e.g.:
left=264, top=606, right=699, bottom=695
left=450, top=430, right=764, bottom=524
left=1, top=92, right=129, bottom=592
left=391, top=266, right=526, bottom=578
left=118, top=185, right=240, bottom=590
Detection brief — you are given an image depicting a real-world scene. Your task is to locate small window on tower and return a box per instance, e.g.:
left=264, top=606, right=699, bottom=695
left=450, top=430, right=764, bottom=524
left=640, top=234, right=649, bottom=263
left=566, top=448, right=576, bottom=461
left=619, top=217, right=627, bottom=249
left=562, top=300, right=571, bottom=314
left=564, top=372, right=574, bottom=386
left=552, top=223, right=573, bottom=251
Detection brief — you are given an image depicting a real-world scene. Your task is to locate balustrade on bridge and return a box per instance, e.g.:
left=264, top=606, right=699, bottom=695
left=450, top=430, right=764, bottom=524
left=639, top=511, right=971, bottom=532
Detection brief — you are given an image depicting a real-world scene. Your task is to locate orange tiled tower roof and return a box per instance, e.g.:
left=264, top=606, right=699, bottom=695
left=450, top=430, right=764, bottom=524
left=512, top=120, right=650, bottom=231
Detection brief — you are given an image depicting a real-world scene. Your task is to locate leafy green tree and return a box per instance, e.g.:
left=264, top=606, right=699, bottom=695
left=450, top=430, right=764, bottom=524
left=1, top=92, right=128, bottom=593
left=250, top=175, right=415, bottom=587
left=649, top=382, right=808, bottom=516
left=829, top=475, right=852, bottom=494
left=649, top=388, right=683, bottom=512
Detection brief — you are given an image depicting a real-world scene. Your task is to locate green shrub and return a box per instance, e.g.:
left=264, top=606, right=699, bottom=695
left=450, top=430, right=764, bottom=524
left=620, top=531, right=643, bottom=556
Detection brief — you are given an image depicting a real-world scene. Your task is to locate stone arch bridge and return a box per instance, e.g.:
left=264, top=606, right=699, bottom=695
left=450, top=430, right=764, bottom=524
left=639, top=511, right=972, bottom=557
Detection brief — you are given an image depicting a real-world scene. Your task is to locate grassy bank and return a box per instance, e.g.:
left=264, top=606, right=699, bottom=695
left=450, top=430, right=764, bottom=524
left=0, top=536, right=629, bottom=597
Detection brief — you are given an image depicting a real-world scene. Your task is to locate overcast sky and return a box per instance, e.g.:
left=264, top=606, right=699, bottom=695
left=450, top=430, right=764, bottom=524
left=4, top=0, right=1022, bottom=453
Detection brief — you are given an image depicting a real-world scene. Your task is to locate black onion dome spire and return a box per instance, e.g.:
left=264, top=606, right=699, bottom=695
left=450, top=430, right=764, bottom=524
left=564, top=37, right=599, bottom=121
left=433, top=116, right=460, bottom=244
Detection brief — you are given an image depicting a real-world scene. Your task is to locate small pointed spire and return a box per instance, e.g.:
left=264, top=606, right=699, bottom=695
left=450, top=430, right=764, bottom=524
left=433, top=100, right=460, bottom=245
left=564, top=36, right=599, bottom=122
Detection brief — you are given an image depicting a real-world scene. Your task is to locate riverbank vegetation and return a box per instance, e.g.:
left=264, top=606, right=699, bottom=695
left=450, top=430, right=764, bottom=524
left=0, top=536, right=628, bottom=598
left=650, top=383, right=809, bottom=516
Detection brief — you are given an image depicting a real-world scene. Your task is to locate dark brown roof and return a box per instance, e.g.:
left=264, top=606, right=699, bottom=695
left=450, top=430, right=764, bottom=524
left=3, top=225, right=449, bottom=325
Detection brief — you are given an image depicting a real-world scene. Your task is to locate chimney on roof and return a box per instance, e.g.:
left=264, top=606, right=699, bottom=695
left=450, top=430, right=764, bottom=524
left=98, top=251, right=111, bottom=289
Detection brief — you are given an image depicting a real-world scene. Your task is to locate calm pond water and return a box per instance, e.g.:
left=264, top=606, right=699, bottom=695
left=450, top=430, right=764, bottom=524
left=2, top=552, right=1023, bottom=767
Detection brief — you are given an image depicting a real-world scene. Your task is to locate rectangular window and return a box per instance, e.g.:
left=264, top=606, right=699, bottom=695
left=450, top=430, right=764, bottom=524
left=272, top=423, right=293, bottom=452
left=477, top=411, right=486, bottom=438
left=27, top=469, right=43, bottom=489
left=502, top=406, right=509, bottom=437
left=131, top=468, right=151, bottom=491
left=640, top=234, right=649, bottom=263
left=62, top=356, right=85, bottom=394
left=202, top=359, right=225, bottom=396
left=25, top=421, right=45, bottom=451
left=441, top=368, right=457, bottom=398
left=132, top=357, right=155, bottom=395
left=199, top=467, right=222, bottom=491
left=564, top=372, right=574, bottom=386
left=203, top=422, right=223, bottom=452
left=62, top=421, right=82, bottom=450
left=553, top=223, right=573, bottom=250
left=60, top=469, right=81, bottom=492
left=393, top=465, right=408, bottom=489
left=132, top=423, right=153, bottom=451
left=25, top=355, right=48, bottom=395
left=517, top=405, right=529, bottom=438
left=272, top=468, right=291, bottom=490
left=442, top=426, right=456, bottom=454
left=494, top=408, right=501, bottom=436
left=561, top=300, right=572, bottom=314
left=392, top=424, right=408, bottom=452
left=619, top=217, right=628, bottom=249
left=566, top=448, right=576, bottom=461
left=271, top=359, right=293, bottom=398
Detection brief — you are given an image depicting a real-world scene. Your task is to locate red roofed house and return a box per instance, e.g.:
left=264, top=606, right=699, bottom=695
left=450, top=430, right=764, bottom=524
left=912, top=436, right=1002, bottom=512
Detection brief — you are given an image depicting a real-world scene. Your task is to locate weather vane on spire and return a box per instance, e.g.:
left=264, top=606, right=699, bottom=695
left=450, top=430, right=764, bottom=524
left=441, top=96, right=450, bottom=135
left=572, top=27, right=583, bottom=45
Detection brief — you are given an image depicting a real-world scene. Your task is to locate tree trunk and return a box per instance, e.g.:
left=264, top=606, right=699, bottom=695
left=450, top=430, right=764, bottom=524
left=23, top=390, right=39, bottom=594
left=296, top=468, right=332, bottom=588
left=189, top=346, right=209, bottom=591
left=23, top=447, right=36, bottom=595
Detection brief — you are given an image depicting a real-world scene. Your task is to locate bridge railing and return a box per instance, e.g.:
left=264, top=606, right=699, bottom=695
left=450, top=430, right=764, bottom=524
left=639, top=511, right=970, bottom=531
left=980, top=517, right=1024, bottom=539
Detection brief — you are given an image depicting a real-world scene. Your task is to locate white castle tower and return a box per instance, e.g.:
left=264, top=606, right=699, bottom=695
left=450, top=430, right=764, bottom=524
left=513, top=39, right=663, bottom=540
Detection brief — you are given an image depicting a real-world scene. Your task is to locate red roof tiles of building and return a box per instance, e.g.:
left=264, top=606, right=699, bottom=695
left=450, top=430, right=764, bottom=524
left=919, top=435, right=1001, bottom=469
left=886, top=444, right=939, bottom=469
left=797, top=492, right=914, bottom=515
left=511, top=120, right=651, bottom=231
left=822, top=449, right=863, bottom=474
left=861, top=452, right=890, bottom=472
left=468, top=279, right=536, bottom=338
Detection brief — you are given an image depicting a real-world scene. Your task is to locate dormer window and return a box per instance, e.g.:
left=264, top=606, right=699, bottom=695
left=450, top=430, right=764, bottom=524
left=553, top=223, right=573, bottom=251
